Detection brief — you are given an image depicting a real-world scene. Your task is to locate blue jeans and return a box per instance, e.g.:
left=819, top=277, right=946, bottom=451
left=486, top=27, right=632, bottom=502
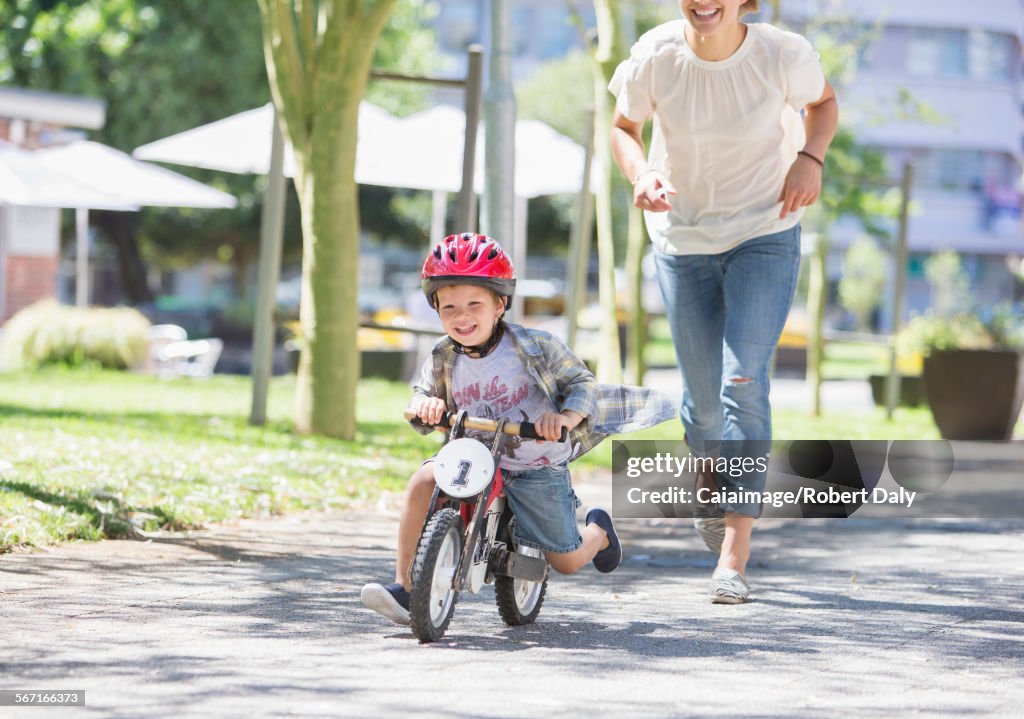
left=502, top=464, right=583, bottom=553
left=654, top=225, right=801, bottom=517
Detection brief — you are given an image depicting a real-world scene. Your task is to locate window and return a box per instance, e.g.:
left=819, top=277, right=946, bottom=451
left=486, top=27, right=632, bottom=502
left=967, top=30, right=1013, bottom=81
left=907, top=27, right=1014, bottom=81
left=912, top=150, right=1018, bottom=193
left=907, top=28, right=967, bottom=77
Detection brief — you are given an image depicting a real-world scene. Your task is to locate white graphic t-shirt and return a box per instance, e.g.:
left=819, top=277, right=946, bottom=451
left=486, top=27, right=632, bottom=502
left=451, top=334, right=572, bottom=470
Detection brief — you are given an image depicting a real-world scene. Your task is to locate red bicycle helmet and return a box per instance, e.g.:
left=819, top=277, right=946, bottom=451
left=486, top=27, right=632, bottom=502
left=421, top=233, right=516, bottom=307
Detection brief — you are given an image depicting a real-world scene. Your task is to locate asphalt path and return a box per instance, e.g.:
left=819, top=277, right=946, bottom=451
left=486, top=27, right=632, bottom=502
left=2, top=472, right=1022, bottom=718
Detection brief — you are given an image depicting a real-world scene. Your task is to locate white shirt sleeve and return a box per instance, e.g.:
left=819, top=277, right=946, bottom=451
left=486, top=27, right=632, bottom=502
left=608, top=44, right=655, bottom=122
left=780, top=32, right=827, bottom=111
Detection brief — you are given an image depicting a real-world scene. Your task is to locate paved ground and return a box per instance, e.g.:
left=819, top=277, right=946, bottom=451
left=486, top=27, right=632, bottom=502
left=2, top=470, right=1022, bottom=718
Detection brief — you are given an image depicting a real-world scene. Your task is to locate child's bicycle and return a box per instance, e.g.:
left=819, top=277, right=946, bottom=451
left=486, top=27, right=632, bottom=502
left=404, top=408, right=567, bottom=643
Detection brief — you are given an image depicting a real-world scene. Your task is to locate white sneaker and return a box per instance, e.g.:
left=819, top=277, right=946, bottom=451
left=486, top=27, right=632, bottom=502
left=709, top=567, right=750, bottom=604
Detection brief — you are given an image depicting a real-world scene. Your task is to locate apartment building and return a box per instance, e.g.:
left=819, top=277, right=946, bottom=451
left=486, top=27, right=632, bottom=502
left=433, top=0, right=594, bottom=82
left=765, top=0, right=1024, bottom=322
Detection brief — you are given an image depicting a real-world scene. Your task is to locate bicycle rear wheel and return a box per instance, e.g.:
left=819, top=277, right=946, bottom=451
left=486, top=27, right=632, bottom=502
left=495, top=544, right=547, bottom=626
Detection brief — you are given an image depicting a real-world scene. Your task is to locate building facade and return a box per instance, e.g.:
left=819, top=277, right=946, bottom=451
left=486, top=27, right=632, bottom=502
left=0, top=88, right=105, bottom=322
left=762, top=0, right=1024, bottom=325
left=432, top=0, right=595, bottom=83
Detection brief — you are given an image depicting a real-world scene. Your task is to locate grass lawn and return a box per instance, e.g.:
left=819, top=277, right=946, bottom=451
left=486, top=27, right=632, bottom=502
left=0, top=367, right=953, bottom=552
left=0, top=369, right=436, bottom=551
left=821, top=341, right=893, bottom=380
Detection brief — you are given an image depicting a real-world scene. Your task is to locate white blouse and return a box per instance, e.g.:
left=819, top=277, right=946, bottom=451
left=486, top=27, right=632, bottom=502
left=609, top=21, right=826, bottom=255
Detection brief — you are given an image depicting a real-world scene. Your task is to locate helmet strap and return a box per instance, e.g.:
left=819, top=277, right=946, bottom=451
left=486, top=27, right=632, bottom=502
left=452, top=318, right=506, bottom=358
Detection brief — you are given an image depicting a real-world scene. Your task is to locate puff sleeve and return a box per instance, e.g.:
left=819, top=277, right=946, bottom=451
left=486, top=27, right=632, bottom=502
left=780, top=31, right=826, bottom=111
left=608, top=42, right=656, bottom=122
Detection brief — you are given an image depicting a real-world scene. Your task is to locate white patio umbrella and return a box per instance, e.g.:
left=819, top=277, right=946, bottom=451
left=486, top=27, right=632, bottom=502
left=133, top=101, right=405, bottom=425
left=135, top=101, right=592, bottom=212
left=1, top=140, right=237, bottom=307
left=133, top=101, right=401, bottom=181
left=390, top=105, right=598, bottom=319
left=389, top=104, right=598, bottom=198
left=36, top=141, right=238, bottom=210
left=135, top=103, right=298, bottom=176
left=37, top=140, right=237, bottom=307
left=0, top=142, right=135, bottom=210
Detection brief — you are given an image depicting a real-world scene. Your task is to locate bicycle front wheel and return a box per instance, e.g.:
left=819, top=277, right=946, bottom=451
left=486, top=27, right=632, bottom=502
left=410, top=508, right=464, bottom=643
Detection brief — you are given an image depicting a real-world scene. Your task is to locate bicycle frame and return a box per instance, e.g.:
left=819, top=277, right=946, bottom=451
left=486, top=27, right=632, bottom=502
left=418, top=410, right=546, bottom=593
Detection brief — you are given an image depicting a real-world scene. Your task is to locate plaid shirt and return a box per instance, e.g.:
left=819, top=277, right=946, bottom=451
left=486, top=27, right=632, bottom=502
left=411, top=322, right=677, bottom=460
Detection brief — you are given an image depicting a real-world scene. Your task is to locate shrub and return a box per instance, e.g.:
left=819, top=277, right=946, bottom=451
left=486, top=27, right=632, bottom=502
left=897, top=250, right=1023, bottom=356
left=898, top=305, right=1024, bottom=356
left=838, top=236, right=887, bottom=331
left=1, top=301, right=151, bottom=370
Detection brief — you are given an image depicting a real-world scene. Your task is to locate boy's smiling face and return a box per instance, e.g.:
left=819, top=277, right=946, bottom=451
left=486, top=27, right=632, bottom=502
left=436, top=284, right=505, bottom=349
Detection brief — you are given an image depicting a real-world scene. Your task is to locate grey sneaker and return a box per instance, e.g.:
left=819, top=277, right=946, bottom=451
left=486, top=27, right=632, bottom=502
left=710, top=567, right=750, bottom=604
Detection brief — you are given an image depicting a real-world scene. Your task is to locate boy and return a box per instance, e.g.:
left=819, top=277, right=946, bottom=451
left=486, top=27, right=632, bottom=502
left=361, top=233, right=675, bottom=625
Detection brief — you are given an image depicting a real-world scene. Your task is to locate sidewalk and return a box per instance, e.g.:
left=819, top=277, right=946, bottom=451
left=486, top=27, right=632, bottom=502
left=2, top=469, right=1021, bottom=718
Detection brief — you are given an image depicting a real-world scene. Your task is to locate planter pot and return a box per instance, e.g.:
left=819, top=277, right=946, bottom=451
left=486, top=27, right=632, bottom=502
left=922, top=349, right=1024, bottom=440
left=869, top=374, right=925, bottom=407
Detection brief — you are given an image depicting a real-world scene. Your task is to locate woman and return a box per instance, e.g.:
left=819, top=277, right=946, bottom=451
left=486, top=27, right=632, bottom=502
left=609, top=0, right=838, bottom=603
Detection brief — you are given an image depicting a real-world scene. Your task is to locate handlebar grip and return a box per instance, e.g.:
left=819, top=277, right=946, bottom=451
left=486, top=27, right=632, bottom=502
left=518, top=422, right=568, bottom=442
left=404, top=409, right=452, bottom=430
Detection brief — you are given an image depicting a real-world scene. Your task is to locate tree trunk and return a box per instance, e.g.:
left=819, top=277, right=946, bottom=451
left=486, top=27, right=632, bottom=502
left=625, top=204, right=646, bottom=385
left=591, top=0, right=624, bottom=383
left=292, top=102, right=362, bottom=437
left=92, top=210, right=154, bottom=304
left=807, top=233, right=829, bottom=417
left=590, top=68, right=622, bottom=383
left=258, top=0, right=396, bottom=439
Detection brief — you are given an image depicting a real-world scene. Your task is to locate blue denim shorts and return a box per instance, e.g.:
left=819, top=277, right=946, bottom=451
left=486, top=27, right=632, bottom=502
left=501, top=464, right=582, bottom=554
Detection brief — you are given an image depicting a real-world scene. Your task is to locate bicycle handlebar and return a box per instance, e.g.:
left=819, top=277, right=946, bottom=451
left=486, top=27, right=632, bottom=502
left=404, top=409, right=568, bottom=442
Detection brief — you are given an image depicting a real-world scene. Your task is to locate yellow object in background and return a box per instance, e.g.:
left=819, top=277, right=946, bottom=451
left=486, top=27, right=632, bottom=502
left=358, top=309, right=414, bottom=351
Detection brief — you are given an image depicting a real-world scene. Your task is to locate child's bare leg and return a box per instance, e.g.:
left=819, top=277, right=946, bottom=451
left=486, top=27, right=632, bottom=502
left=544, top=524, right=610, bottom=575
left=395, top=463, right=436, bottom=589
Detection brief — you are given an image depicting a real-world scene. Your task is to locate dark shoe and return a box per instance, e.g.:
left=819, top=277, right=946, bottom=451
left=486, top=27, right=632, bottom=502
left=586, top=507, right=622, bottom=573
left=360, top=582, right=411, bottom=625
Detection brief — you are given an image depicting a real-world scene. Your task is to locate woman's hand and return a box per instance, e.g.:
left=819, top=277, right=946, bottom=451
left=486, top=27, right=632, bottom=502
left=412, top=396, right=448, bottom=428
left=612, top=111, right=675, bottom=213
left=633, top=171, right=677, bottom=213
left=777, top=154, right=822, bottom=219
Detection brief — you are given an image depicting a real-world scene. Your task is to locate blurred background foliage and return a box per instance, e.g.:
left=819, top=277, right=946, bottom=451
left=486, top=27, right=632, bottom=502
left=0, top=0, right=450, bottom=301
left=1, top=1, right=893, bottom=305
